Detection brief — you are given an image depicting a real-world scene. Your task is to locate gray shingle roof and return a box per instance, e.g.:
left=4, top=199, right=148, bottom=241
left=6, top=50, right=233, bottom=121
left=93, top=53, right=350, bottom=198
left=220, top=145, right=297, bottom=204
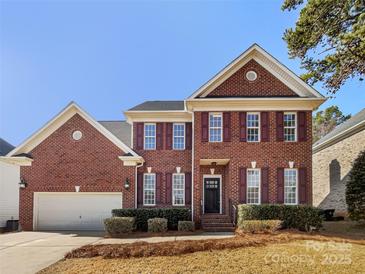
left=0, top=138, right=15, bottom=156
left=128, top=101, right=185, bottom=111
left=98, top=121, right=131, bottom=147
left=314, top=108, right=365, bottom=147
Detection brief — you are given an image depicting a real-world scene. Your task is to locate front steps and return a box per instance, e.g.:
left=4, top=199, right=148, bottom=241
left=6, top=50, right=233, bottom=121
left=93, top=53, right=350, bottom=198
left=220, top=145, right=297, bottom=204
left=201, top=214, right=235, bottom=232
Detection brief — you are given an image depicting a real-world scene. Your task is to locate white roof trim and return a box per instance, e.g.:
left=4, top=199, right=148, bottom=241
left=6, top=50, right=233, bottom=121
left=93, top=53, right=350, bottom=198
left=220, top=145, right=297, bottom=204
left=313, top=119, right=365, bottom=153
left=7, top=102, right=139, bottom=157
left=188, top=44, right=324, bottom=99
left=118, top=156, right=145, bottom=166
left=200, top=159, right=230, bottom=165
left=0, top=156, right=33, bottom=166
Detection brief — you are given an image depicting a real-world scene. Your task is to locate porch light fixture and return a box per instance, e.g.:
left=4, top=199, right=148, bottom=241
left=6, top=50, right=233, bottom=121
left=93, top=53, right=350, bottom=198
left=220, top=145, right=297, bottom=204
left=147, top=167, right=152, bottom=173
left=251, top=161, right=257, bottom=169
left=289, top=161, right=295, bottom=169
left=75, top=186, right=80, bottom=192
left=124, top=178, right=130, bottom=190
left=19, top=178, right=27, bottom=189
left=176, top=167, right=181, bottom=173
left=210, top=168, right=215, bottom=175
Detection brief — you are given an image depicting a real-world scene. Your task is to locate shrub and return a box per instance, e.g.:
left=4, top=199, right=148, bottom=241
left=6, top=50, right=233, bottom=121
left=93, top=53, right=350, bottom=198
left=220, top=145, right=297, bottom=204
left=148, top=218, right=168, bottom=233
left=178, top=221, right=195, bottom=232
left=237, top=204, right=322, bottom=231
left=346, top=150, right=365, bottom=221
left=112, top=208, right=190, bottom=231
left=237, top=220, right=282, bottom=233
left=104, top=217, right=135, bottom=235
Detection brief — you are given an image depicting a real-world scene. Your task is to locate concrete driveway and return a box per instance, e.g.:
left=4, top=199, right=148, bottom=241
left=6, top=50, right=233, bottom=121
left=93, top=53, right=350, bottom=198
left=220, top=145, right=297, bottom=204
left=0, top=231, right=102, bottom=274
left=0, top=231, right=234, bottom=274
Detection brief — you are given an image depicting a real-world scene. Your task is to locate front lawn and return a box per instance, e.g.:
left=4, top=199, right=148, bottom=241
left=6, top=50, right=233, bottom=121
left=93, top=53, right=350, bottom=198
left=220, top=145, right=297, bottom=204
left=39, top=238, right=365, bottom=274
left=38, top=221, right=365, bottom=273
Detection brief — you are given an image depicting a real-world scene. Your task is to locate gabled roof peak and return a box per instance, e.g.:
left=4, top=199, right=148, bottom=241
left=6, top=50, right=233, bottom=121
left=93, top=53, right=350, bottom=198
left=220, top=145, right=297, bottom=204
left=188, top=44, right=324, bottom=100
left=7, top=101, right=139, bottom=157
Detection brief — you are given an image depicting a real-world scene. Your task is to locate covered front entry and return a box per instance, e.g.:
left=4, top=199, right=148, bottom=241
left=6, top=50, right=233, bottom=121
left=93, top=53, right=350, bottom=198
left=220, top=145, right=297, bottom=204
left=203, top=175, right=222, bottom=214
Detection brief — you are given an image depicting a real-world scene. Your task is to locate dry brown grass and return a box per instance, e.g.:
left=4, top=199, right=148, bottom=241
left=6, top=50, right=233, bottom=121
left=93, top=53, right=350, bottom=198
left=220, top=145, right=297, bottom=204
left=64, top=231, right=364, bottom=260
left=39, top=239, right=365, bottom=274
left=321, top=221, right=365, bottom=240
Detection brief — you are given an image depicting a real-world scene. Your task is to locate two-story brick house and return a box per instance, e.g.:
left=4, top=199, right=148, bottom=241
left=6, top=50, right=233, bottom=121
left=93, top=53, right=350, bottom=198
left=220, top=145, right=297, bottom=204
left=3, top=44, right=325, bottom=231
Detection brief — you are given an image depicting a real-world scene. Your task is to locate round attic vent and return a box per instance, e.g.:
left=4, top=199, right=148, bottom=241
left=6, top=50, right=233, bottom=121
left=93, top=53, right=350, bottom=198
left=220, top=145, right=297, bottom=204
left=72, top=130, right=83, bottom=141
left=245, top=70, right=257, bottom=81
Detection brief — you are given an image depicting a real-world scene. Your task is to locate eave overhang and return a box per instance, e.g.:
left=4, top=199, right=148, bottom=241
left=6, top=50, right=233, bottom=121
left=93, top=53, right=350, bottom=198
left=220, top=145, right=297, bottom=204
left=186, top=97, right=326, bottom=112
left=124, top=110, right=192, bottom=124
left=118, top=155, right=145, bottom=166
left=313, top=119, right=365, bottom=154
left=0, top=156, right=33, bottom=166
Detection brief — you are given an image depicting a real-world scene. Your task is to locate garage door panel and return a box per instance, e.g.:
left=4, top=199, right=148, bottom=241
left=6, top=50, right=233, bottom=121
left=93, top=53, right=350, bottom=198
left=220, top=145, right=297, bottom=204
left=35, top=193, right=122, bottom=231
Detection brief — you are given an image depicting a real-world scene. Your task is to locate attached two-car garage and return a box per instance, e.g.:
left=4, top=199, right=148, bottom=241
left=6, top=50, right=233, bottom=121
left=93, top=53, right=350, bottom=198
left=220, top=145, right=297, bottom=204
left=33, top=193, right=122, bottom=231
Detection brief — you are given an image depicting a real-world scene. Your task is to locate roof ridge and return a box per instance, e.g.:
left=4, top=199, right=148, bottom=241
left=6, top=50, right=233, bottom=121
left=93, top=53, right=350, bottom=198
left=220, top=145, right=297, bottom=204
left=313, top=108, right=365, bottom=148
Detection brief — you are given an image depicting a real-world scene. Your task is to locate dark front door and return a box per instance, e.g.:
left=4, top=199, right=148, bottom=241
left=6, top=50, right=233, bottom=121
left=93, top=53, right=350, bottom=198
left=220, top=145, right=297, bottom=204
left=204, top=177, right=220, bottom=213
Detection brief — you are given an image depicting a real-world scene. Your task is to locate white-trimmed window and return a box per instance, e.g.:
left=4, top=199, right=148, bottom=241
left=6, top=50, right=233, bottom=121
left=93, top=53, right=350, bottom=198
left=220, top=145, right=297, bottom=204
left=172, top=173, right=185, bottom=206
left=143, top=173, right=156, bottom=205
left=247, top=112, right=260, bottom=142
left=144, top=123, right=156, bottom=150
left=247, top=169, right=261, bottom=204
left=209, top=113, right=222, bottom=142
left=284, top=113, right=297, bottom=142
left=284, top=169, right=298, bottom=205
left=173, top=123, right=185, bottom=150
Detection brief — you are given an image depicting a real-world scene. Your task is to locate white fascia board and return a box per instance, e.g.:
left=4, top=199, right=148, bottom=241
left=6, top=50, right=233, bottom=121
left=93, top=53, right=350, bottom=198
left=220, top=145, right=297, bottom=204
left=186, top=97, right=325, bottom=111
left=118, top=156, right=145, bottom=166
left=124, top=111, right=192, bottom=124
left=255, top=45, right=324, bottom=99
left=188, top=44, right=258, bottom=99
left=8, top=102, right=140, bottom=158
left=0, top=156, right=33, bottom=166
left=313, top=120, right=365, bottom=153
left=188, top=44, right=325, bottom=99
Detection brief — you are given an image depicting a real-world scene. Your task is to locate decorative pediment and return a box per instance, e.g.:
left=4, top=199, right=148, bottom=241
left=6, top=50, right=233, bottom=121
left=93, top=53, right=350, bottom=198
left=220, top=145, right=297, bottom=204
left=188, top=44, right=324, bottom=99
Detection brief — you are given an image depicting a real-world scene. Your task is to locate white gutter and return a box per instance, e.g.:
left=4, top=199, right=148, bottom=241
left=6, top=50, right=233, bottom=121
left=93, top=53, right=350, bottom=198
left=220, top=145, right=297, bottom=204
left=185, top=100, right=195, bottom=222
left=135, top=162, right=144, bottom=208
left=313, top=119, right=365, bottom=153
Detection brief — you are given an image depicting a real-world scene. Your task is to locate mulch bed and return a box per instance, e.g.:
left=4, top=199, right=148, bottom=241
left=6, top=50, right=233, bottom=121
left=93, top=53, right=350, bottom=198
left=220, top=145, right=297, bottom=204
left=65, top=231, right=365, bottom=259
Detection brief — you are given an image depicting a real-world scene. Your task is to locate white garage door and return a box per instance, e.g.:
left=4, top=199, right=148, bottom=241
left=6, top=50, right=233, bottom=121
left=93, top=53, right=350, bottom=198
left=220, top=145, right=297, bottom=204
left=35, top=193, right=122, bottom=231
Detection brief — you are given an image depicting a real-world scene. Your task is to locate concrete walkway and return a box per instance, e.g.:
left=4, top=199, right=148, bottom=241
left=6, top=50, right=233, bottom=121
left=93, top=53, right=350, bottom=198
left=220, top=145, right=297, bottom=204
left=94, top=232, right=234, bottom=245
left=0, top=231, right=234, bottom=274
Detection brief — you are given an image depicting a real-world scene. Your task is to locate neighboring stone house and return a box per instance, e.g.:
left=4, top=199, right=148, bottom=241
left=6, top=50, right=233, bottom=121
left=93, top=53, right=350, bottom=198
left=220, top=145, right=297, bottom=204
left=313, top=108, right=365, bottom=215
left=1, top=44, right=325, bottom=231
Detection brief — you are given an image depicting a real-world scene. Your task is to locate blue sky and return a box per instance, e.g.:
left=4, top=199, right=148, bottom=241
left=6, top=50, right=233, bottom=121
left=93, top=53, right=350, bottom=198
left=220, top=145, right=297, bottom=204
left=1, top=0, right=364, bottom=146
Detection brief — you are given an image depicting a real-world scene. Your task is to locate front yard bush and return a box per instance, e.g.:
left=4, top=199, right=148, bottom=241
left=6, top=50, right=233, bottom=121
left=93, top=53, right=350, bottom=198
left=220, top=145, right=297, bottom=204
left=148, top=218, right=168, bottom=233
left=178, top=221, right=195, bottom=232
left=237, top=220, right=282, bottom=233
left=237, top=204, right=322, bottom=231
left=104, top=217, right=135, bottom=235
left=111, top=208, right=190, bottom=231
left=346, top=150, right=365, bottom=222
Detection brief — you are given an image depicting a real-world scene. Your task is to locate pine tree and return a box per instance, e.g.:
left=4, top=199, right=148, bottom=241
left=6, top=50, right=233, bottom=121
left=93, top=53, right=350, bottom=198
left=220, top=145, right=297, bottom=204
left=282, top=0, right=365, bottom=94
left=346, top=150, right=365, bottom=221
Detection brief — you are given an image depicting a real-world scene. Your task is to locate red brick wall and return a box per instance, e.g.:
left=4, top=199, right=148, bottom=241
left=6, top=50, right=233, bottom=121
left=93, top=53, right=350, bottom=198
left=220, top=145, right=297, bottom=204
left=207, top=60, right=298, bottom=97
left=20, top=114, right=135, bottom=230
left=193, top=111, right=312, bottom=222
left=133, top=123, right=192, bottom=208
